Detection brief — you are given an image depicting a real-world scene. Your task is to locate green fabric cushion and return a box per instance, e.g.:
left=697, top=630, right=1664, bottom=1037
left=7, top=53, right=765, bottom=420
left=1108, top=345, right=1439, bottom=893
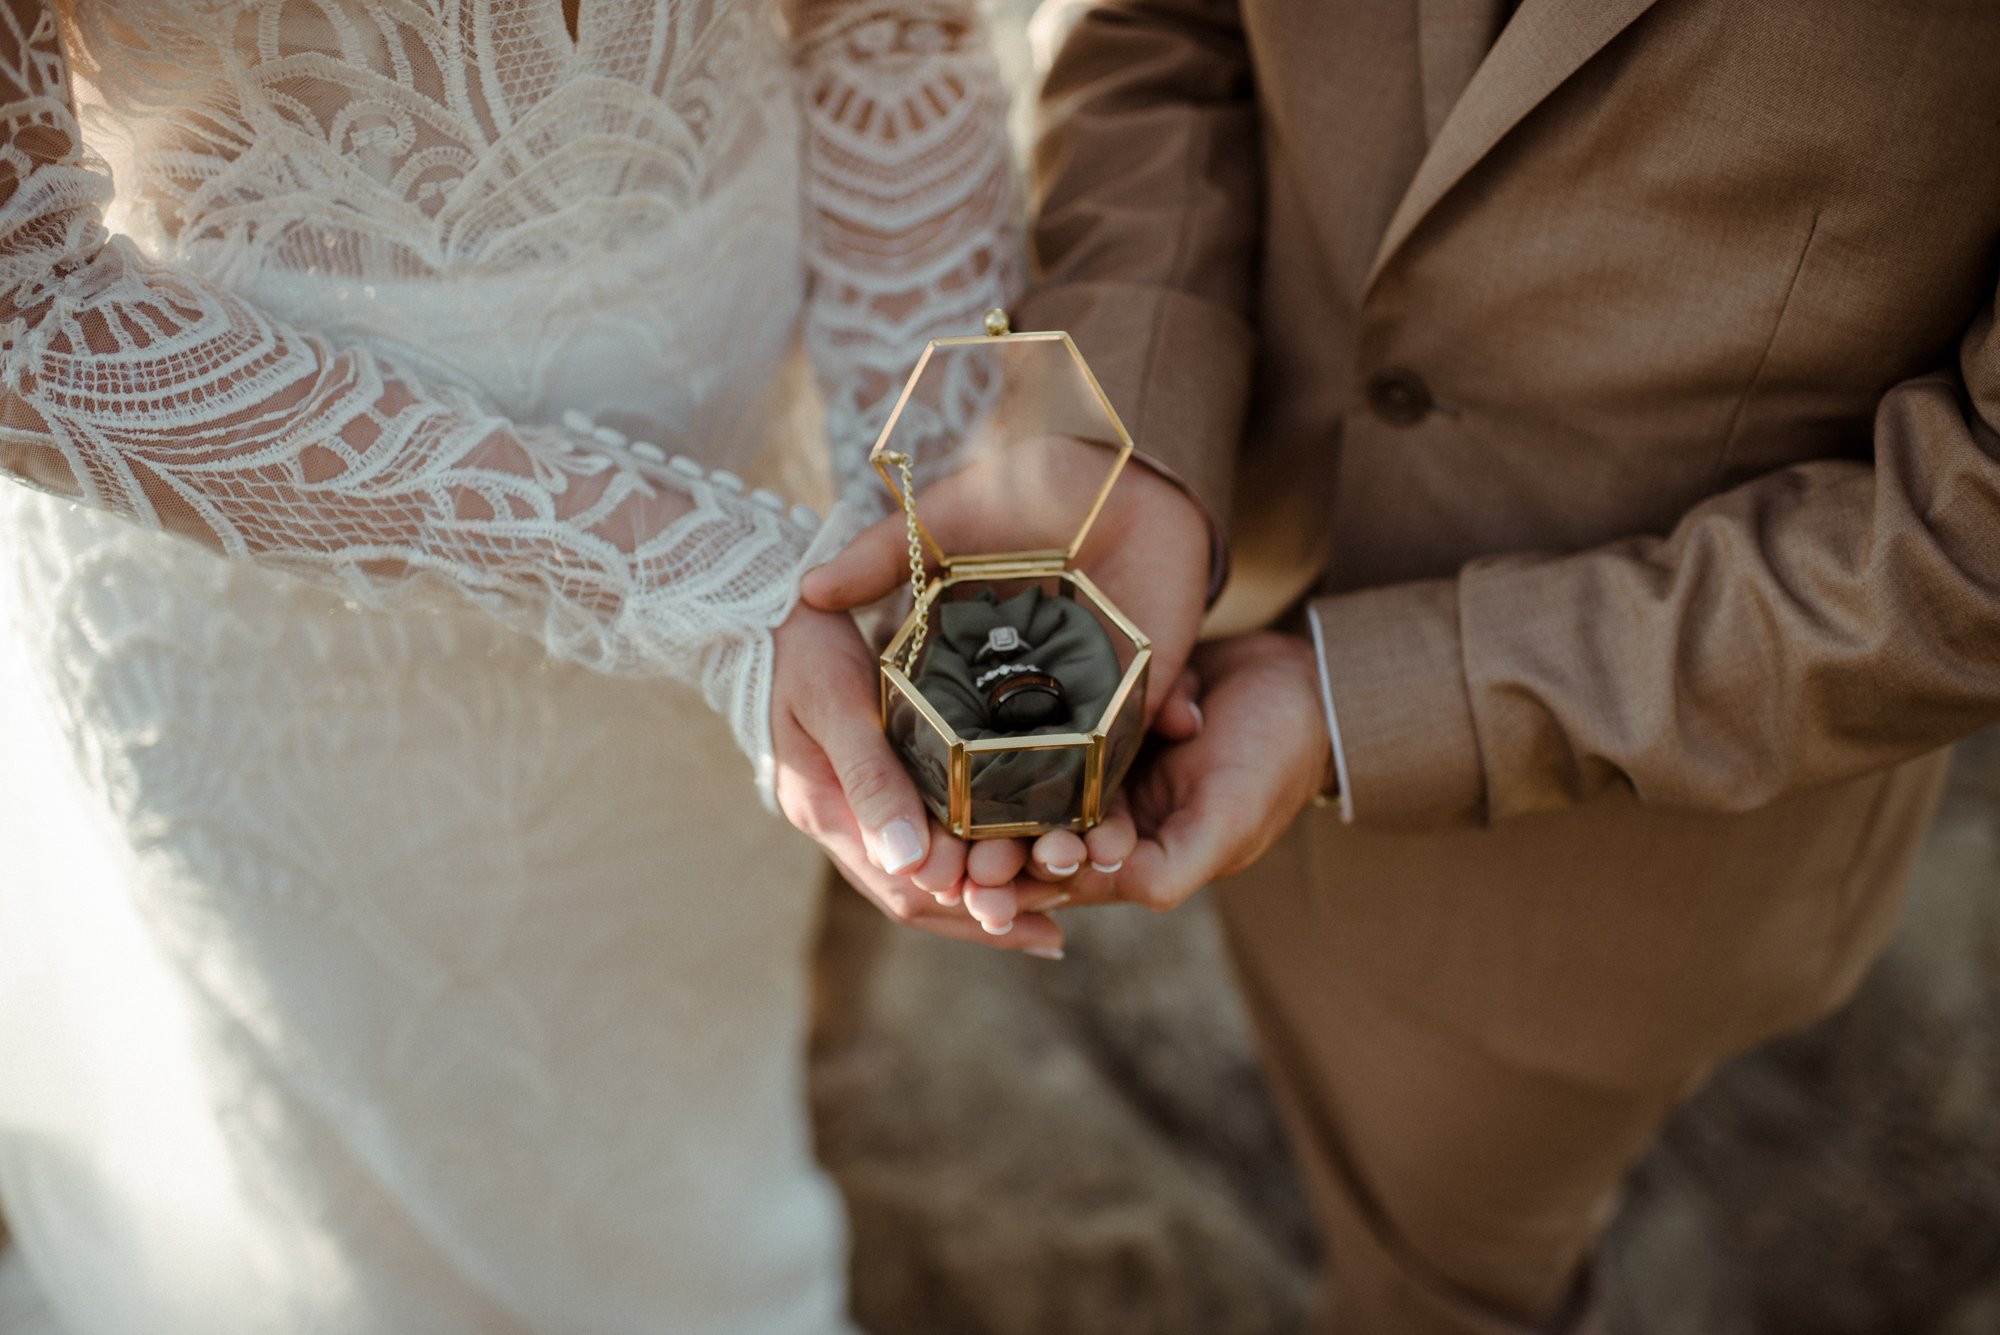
left=901, top=587, right=1123, bottom=829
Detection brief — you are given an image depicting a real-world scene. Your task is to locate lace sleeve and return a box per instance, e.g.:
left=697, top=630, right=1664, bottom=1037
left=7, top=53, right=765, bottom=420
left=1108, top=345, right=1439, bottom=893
left=793, top=0, right=1024, bottom=496
left=0, top=1, right=841, bottom=794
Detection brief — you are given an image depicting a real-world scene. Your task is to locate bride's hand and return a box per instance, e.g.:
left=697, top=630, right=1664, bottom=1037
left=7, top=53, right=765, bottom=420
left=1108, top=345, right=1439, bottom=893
left=770, top=602, right=1066, bottom=955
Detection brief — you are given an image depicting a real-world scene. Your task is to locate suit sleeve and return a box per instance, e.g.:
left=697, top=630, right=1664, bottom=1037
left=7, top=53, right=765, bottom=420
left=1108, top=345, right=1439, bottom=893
left=1312, top=285, right=2000, bottom=826
left=1016, top=0, right=1260, bottom=563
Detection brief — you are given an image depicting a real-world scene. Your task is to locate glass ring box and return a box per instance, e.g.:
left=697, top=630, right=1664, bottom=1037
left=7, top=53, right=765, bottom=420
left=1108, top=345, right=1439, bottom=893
left=872, top=310, right=1152, bottom=840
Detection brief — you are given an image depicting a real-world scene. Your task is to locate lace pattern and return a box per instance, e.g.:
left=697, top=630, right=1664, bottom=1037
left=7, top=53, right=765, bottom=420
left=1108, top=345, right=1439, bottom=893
left=796, top=0, right=1024, bottom=486
left=0, top=0, right=1020, bottom=795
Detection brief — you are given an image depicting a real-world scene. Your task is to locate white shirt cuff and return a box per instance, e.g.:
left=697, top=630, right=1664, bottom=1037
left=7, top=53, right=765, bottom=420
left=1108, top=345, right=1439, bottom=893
left=1306, top=604, right=1355, bottom=825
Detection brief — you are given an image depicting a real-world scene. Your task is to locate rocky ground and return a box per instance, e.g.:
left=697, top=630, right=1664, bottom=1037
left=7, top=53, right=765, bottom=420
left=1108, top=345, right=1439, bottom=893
left=811, top=728, right=2000, bottom=1335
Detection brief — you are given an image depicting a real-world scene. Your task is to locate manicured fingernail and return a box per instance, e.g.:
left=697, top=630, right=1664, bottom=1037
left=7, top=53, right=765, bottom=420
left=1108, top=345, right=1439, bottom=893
left=1043, top=861, right=1081, bottom=878
left=1026, top=946, right=1066, bottom=961
left=981, top=917, right=1015, bottom=937
left=1187, top=701, right=1203, bottom=732
left=1024, top=893, right=1072, bottom=913
left=1089, top=859, right=1123, bottom=874
left=878, top=819, right=924, bottom=874
left=937, top=883, right=963, bottom=906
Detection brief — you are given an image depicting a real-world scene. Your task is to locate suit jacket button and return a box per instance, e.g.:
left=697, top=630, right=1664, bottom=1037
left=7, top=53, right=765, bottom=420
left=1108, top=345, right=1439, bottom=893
left=1366, top=368, right=1434, bottom=425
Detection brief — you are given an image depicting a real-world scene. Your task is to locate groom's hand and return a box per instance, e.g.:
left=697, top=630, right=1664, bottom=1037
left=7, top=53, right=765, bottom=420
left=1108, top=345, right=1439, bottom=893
left=770, top=603, right=1066, bottom=955
left=1106, top=633, right=1332, bottom=913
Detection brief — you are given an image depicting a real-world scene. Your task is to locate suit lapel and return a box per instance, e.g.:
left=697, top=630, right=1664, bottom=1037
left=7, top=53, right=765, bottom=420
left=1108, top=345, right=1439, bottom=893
left=1416, top=0, right=1504, bottom=141
left=1368, top=0, right=1662, bottom=290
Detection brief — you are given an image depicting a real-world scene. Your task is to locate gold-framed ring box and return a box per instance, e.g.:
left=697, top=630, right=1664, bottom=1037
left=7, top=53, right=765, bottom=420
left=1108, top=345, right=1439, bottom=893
left=871, top=310, right=1152, bottom=840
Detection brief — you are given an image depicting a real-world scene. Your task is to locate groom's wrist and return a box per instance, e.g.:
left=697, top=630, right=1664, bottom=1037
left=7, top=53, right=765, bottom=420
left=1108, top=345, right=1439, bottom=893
left=1128, top=450, right=1230, bottom=607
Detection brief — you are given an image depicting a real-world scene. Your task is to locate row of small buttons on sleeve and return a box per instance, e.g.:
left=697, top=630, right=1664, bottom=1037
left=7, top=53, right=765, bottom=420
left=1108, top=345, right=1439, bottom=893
left=559, top=409, right=822, bottom=533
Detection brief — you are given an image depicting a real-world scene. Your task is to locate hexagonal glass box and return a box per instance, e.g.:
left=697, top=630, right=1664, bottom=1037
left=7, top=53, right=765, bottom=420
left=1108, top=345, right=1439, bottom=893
left=872, top=312, right=1152, bottom=840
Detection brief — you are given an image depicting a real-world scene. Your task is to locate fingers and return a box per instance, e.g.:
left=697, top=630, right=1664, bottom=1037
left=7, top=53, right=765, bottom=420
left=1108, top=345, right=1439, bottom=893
left=955, top=798, right=1138, bottom=911
left=966, top=837, right=1029, bottom=888
left=853, top=823, right=1045, bottom=934
left=1082, top=805, right=1136, bottom=874
left=1017, top=883, right=1074, bottom=915
left=803, top=693, right=932, bottom=877
left=1051, top=776, right=1237, bottom=915
left=970, top=873, right=1082, bottom=934
left=966, top=835, right=1069, bottom=933
left=816, top=823, right=1064, bottom=956
left=1007, top=800, right=1134, bottom=908
left=962, top=880, right=1023, bottom=936
left=909, top=823, right=966, bottom=901
left=913, top=910, right=1067, bottom=957
left=1028, top=829, right=1086, bottom=881
left=1151, top=667, right=1204, bottom=742
left=820, top=844, right=945, bottom=928
left=800, top=513, right=910, bottom=612
left=839, top=861, right=1063, bottom=955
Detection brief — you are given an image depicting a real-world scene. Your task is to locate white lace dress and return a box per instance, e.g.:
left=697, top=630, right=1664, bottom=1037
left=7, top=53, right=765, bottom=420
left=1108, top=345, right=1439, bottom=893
left=0, top=3, right=1017, bottom=1331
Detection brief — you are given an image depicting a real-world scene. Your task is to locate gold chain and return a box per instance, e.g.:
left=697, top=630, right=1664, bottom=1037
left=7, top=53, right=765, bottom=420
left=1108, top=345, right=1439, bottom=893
left=878, top=312, right=1008, bottom=674
left=881, top=449, right=929, bottom=671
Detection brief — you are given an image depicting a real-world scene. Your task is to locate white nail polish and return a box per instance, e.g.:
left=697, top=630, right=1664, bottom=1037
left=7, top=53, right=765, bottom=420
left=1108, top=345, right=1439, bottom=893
left=1025, top=946, right=1065, bottom=961
left=1090, top=859, right=1124, bottom=875
left=1044, top=861, right=1080, bottom=878
left=981, top=918, right=1015, bottom=937
left=878, top=819, right=924, bottom=875
left=1187, top=701, right=1204, bottom=732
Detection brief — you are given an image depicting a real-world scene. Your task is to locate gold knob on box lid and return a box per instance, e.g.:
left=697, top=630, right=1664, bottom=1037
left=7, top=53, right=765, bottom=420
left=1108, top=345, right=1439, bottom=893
left=982, top=307, right=1011, bottom=337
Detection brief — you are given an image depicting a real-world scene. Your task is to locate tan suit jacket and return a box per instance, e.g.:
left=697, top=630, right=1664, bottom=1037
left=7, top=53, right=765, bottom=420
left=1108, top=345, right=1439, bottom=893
left=1019, top=11, right=2000, bottom=1324
left=1020, top=0, right=2000, bottom=830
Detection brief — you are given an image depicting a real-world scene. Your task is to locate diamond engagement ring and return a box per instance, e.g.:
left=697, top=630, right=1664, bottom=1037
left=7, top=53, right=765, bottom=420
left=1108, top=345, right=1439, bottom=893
left=975, top=625, right=1027, bottom=663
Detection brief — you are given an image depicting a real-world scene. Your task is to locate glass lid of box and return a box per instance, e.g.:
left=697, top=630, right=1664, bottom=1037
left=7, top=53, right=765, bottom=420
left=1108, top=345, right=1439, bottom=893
left=868, top=313, right=1135, bottom=571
